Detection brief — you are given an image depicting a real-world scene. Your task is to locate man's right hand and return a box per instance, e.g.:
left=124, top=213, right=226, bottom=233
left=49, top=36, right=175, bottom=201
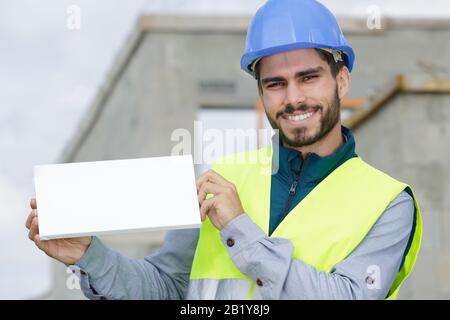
left=26, top=198, right=92, bottom=265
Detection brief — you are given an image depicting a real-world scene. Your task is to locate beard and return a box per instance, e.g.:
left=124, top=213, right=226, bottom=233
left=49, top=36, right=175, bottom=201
left=265, top=85, right=341, bottom=148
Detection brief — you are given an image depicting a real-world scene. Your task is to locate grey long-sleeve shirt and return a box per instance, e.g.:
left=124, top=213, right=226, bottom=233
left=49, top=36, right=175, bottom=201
left=75, top=190, right=414, bottom=300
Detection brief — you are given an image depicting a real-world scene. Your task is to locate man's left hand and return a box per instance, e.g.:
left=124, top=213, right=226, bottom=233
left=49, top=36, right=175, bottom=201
left=196, top=169, right=245, bottom=230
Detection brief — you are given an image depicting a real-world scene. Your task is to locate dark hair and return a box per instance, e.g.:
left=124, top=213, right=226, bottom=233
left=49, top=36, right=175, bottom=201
left=255, top=48, right=346, bottom=93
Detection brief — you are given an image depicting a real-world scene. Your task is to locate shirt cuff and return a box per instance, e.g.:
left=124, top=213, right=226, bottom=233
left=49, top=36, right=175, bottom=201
left=220, top=213, right=266, bottom=258
left=72, top=237, right=109, bottom=299
left=75, top=236, right=108, bottom=276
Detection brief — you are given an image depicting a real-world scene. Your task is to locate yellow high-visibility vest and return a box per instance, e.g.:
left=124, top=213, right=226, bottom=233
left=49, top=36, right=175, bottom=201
left=190, top=147, right=422, bottom=299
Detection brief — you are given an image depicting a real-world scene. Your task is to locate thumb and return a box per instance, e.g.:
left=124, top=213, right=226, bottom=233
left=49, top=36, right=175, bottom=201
left=34, top=234, right=49, bottom=254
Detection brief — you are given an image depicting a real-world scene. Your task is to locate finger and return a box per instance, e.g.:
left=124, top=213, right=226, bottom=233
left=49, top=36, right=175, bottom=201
left=197, top=181, right=225, bottom=204
left=196, top=171, right=211, bottom=190
left=196, top=170, right=230, bottom=190
left=205, top=170, right=230, bottom=185
left=28, top=216, right=39, bottom=241
left=28, top=218, right=36, bottom=240
left=200, top=197, right=215, bottom=221
left=25, top=210, right=36, bottom=229
left=30, top=198, right=37, bottom=209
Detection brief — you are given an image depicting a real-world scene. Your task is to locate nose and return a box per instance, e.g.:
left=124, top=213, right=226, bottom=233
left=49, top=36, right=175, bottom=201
left=284, top=81, right=306, bottom=108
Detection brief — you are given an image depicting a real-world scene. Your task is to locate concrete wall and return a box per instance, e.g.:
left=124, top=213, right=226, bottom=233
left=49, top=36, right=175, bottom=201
left=353, top=93, right=450, bottom=299
left=53, top=17, right=450, bottom=298
left=348, top=29, right=450, bottom=97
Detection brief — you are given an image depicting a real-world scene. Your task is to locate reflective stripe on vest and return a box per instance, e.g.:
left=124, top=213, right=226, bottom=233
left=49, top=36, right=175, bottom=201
left=190, top=147, right=422, bottom=300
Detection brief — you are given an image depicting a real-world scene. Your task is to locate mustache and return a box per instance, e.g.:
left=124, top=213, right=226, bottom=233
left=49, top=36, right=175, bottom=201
left=276, top=104, right=322, bottom=119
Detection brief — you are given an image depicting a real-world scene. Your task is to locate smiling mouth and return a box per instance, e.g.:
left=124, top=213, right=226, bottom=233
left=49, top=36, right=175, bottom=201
left=281, top=108, right=319, bottom=122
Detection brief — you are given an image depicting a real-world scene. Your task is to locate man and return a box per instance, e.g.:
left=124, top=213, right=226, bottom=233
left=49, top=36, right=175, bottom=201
left=26, top=0, right=422, bottom=299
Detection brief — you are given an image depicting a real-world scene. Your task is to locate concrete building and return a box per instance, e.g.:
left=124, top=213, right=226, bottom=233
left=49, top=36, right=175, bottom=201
left=49, top=10, right=450, bottom=299
left=349, top=76, right=450, bottom=299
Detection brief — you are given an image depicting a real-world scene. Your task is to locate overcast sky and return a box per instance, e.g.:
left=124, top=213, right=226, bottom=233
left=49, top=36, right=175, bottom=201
left=1, top=0, right=449, bottom=299
left=144, top=0, right=450, bottom=17
left=0, top=0, right=146, bottom=299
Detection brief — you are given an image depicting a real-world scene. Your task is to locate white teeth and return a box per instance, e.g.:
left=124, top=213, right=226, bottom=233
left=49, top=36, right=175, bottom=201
left=286, top=112, right=314, bottom=121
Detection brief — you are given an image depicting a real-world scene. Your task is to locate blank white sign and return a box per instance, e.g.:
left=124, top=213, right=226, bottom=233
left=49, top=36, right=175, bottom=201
left=34, top=155, right=201, bottom=240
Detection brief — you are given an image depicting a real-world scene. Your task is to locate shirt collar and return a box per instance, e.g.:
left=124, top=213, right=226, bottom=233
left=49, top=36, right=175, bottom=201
left=272, top=126, right=357, bottom=183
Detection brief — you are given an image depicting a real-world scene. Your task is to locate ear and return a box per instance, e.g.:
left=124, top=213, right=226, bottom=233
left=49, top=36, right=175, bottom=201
left=336, top=66, right=351, bottom=99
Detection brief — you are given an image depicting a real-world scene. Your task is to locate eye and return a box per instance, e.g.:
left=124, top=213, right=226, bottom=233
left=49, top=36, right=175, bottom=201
left=303, top=75, right=318, bottom=82
left=267, top=81, right=284, bottom=88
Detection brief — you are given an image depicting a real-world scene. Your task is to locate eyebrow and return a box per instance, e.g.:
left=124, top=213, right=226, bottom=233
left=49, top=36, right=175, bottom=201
left=261, top=66, right=324, bottom=85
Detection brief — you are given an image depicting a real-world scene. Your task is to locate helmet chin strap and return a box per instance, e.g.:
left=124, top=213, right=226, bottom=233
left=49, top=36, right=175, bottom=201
left=250, top=58, right=261, bottom=75
left=318, top=48, right=344, bottom=63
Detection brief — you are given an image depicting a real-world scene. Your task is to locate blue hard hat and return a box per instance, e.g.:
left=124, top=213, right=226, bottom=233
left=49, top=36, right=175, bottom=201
left=241, top=0, right=355, bottom=78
